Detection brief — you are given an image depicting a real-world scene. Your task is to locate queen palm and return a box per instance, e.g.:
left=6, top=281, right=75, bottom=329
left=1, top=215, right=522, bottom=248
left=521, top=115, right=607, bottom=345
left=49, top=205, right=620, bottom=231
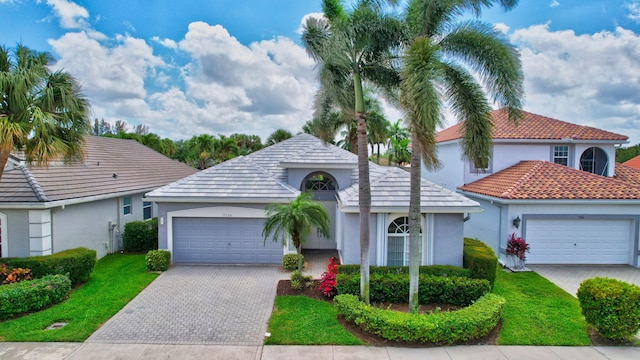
left=262, top=192, right=330, bottom=272
left=0, top=44, right=90, bottom=180
left=302, top=0, right=404, bottom=304
left=400, top=0, right=524, bottom=313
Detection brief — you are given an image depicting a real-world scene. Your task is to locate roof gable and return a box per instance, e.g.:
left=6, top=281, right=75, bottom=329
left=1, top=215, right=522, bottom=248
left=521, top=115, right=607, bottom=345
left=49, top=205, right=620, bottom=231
left=622, top=155, right=640, bottom=170
left=436, top=108, right=628, bottom=143
left=459, top=160, right=640, bottom=200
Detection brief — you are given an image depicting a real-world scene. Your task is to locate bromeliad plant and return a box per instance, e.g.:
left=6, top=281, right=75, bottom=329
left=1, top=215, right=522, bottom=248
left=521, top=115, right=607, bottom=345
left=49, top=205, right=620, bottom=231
left=319, top=256, right=339, bottom=298
left=506, top=233, right=530, bottom=270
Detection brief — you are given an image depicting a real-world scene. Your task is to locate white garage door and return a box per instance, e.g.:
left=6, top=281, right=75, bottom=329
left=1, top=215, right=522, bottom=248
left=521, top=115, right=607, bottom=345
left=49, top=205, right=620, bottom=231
left=525, top=219, right=632, bottom=265
left=172, top=217, right=283, bottom=264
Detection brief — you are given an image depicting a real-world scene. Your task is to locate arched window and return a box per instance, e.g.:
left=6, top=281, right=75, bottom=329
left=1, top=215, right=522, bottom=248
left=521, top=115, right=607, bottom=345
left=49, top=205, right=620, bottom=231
left=304, top=172, right=337, bottom=191
left=387, top=217, right=422, bottom=266
left=579, top=147, right=608, bottom=175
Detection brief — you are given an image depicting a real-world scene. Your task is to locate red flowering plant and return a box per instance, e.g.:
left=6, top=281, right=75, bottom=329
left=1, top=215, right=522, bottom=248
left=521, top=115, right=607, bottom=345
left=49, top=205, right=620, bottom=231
left=506, top=233, right=530, bottom=269
left=319, top=256, right=339, bottom=298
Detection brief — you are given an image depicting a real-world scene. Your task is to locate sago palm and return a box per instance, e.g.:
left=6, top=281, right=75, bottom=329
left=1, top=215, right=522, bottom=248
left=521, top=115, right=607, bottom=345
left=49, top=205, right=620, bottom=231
left=262, top=192, right=330, bottom=272
left=400, top=0, right=524, bottom=313
left=0, top=44, right=90, bottom=180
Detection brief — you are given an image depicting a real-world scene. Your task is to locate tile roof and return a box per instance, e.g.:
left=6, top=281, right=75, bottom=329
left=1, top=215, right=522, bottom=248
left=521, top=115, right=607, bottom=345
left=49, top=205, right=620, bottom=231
left=149, top=133, right=480, bottom=212
left=0, top=136, right=198, bottom=204
left=614, top=162, right=640, bottom=186
left=622, top=155, right=640, bottom=170
left=458, top=160, right=640, bottom=200
left=436, top=108, right=628, bottom=143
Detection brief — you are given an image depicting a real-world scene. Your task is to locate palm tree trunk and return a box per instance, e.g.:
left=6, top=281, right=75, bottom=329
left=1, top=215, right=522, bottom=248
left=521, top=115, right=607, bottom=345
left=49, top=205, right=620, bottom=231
left=408, top=132, right=422, bottom=314
left=354, top=73, right=371, bottom=305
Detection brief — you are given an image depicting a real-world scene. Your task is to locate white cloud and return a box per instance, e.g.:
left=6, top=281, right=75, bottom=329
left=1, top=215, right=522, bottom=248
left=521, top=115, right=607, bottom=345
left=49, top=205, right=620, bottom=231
left=45, top=0, right=89, bottom=29
left=626, top=1, right=640, bottom=23
left=152, top=36, right=178, bottom=49
left=549, top=0, right=560, bottom=8
left=511, top=24, right=640, bottom=144
left=494, top=22, right=510, bottom=34
left=297, top=12, right=325, bottom=34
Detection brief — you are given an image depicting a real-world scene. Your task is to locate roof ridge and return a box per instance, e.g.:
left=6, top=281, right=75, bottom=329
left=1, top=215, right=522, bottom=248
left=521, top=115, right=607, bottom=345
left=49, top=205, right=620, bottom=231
left=19, top=165, right=49, bottom=202
left=499, top=160, right=545, bottom=198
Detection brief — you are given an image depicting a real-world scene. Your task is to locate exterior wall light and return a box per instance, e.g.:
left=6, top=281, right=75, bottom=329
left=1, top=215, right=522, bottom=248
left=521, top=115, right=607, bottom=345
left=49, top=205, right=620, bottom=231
left=513, top=216, right=521, bottom=229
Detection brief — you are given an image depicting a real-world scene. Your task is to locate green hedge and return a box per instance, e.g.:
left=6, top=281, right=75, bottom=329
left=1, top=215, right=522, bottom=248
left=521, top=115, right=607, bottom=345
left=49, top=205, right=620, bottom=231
left=463, top=238, right=497, bottom=288
left=123, top=218, right=158, bottom=253
left=577, top=277, right=640, bottom=340
left=334, top=293, right=505, bottom=344
left=336, top=273, right=490, bottom=307
left=282, top=253, right=304, bottom=272
left=146, top=250, right=171, bottom=272
left=3, top=247, right=96, bottom=286
left=337, top=264, right=471, bottom=278
left=0, top=274, right=72, bottom=320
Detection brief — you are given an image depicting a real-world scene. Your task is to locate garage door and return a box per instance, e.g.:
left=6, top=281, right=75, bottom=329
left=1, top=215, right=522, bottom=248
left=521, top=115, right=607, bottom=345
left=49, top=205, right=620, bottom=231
left=172, top=217, right=283, bottom=264
left=524, top=219, right=632, bottom=265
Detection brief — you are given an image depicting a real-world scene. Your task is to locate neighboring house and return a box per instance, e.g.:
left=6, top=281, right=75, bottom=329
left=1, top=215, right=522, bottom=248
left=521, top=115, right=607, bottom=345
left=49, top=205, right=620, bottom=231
left=0, top=136, right=198, bottom=259
left=623, top=155, right=640, bottom=170
left=145, top=133, right=481, bottom=266
left=424, top=108, right=640, bottom=268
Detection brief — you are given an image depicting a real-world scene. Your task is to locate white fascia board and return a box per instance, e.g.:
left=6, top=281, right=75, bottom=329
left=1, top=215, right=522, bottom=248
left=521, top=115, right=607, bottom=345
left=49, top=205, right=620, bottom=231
left=492, top=138, right=627, bottom=145
left=0, top=188, right=155, bottom=210
left=458, top=190, right=640, bottom=206
left=279, top=162, right=357, bottom=169
left=143, top=196, right=295, bottom=204
left=338, top=205, right=483, bottom=214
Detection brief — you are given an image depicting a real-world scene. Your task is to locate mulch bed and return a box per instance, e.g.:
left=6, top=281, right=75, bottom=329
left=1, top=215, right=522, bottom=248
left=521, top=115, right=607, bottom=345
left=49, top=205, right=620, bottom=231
left=275, top=279, right=500, bottom=347
left=587, top=328, right=638, bottom=347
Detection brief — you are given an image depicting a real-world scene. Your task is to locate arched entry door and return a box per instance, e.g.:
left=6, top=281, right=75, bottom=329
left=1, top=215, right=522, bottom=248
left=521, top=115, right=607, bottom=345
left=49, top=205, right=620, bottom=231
left=302, top=172, right=337, bottom=249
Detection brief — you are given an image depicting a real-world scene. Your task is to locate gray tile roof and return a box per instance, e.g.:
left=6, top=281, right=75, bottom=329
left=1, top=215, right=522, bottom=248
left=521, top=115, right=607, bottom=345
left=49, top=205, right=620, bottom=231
left=148, top=133, right=480, bottom=213
left=0, top=136, right=198, bottom=204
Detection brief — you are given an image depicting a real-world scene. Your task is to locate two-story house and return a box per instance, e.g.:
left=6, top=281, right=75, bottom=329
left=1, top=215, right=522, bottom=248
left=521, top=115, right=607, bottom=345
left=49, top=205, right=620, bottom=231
left=425, top=108, right=640, bottom=268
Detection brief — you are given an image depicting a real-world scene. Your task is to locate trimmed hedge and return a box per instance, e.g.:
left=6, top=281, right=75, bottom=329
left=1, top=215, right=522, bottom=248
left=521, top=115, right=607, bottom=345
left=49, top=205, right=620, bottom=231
left=334, top=293, right=505, bottom=344
left=463, top=238, right=497, bottom=288
left=577, top=277, right=640, bottom=340
left=123, top=218, right=158, bottom=253
left=146, top=250, right=171, bottom=272
left=0, top=274, right=72, bottom=320
left=337, top=264, right=471, bottom=278
left=3, top=247, right=96, bottom=286
left=336, top=273, right=490, bottom=307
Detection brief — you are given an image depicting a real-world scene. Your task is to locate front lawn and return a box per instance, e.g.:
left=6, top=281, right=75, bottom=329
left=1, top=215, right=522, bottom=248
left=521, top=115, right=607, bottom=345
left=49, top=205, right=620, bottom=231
left=0, top=254, right=157, bottom=342
left=265, top=296, right=363, bottom=345
left=493, top=269, right=591, bottom=345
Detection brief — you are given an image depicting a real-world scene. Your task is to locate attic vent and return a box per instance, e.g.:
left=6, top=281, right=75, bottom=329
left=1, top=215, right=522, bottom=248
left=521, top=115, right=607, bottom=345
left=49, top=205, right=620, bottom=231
left=112, top=173, right=118, bottom=178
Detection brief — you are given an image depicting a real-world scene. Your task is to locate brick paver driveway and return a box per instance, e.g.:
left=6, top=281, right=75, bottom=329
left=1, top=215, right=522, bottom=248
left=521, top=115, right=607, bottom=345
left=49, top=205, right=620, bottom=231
left=87, top=266, right=287, bottom=345
left=529, top=265, right=640, bottom=297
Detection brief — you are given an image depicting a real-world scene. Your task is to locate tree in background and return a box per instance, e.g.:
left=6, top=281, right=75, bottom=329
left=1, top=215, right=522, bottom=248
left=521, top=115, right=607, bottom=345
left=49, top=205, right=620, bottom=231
left=266, top=129, right=293, bottom=146
left=230, top=133, right=263, bottom=155
left=0, top=44, right=90, bottom=181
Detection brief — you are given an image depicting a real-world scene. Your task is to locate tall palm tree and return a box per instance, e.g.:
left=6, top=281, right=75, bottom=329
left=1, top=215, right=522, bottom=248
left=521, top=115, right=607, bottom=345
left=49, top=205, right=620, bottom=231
left=400, top=0, right=524, bottom=313
left=265, top=129, right=293, bottom=146
left=0, top=44, right=90, bottom=180
left=302, top=0, right=404, bottom=304
left=188, top=134, right=216, bottom=169
left=213, top=134, right=239, bottom=163
left=386, top=119, right=410, bottom=166
left=262, top=192, right=330, bottom=272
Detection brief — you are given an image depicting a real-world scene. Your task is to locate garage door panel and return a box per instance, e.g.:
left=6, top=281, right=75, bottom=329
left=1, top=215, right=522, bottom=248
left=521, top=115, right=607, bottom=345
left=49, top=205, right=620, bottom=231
left=525, top=219, right=632, bottom=265
left=172, top=217, right=283, bottom=264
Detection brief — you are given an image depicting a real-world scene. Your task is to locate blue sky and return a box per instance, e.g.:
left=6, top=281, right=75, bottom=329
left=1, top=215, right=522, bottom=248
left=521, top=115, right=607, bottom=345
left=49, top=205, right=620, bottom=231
left=1, top=0, right=640, bottom=144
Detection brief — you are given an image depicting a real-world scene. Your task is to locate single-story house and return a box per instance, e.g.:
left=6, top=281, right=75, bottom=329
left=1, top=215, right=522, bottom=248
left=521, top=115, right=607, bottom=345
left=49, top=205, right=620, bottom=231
left=145, top=133, right=481, bottom=266
left=0, top=136, right=198, bottom=259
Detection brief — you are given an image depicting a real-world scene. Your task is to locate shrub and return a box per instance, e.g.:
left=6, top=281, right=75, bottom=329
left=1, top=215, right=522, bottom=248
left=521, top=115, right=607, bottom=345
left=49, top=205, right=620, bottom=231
left=3, top=247, right=96, bottom=286
left=336, top=273, right=490, bottom=307
left=122, top=218, right=158, bottom=253
left=337, top=264, right=471, bottom=278
left=0, top=274, right=72, bottom=320
left=319, top=256, right=339, bottom=297
left=291, top=270, right=313, bottom=290
left=505, top=233, right=530, bottom=269
left=463, top=238, right=497, bottom=288
left=0, top=264, right=32, bottom=285
left=146, top=250, right=171, bottom=272
left=334, top=293, right=505, bottom=344
left=282, top=253, right=303, bottom=272
left=577, top=277, right=640, bottom=340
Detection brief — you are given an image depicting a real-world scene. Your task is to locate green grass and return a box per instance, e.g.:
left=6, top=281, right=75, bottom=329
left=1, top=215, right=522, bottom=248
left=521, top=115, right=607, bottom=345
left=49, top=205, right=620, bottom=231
left=265, top=296, right=363, bottom=345
left=493, top=269, right=591, bottom=345
left=0, top=254, right=157, bottom=342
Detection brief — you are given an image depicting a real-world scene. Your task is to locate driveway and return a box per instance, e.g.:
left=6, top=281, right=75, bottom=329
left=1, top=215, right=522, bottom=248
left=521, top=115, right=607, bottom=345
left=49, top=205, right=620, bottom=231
left=87, top=266, right=287, bottom=345
left=528, top=265, right=640, bottom=297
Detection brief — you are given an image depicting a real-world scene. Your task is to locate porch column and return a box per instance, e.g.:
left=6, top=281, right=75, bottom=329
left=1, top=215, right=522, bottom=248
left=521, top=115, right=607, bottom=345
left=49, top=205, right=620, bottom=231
left=29, top=209, right=52, bottom=256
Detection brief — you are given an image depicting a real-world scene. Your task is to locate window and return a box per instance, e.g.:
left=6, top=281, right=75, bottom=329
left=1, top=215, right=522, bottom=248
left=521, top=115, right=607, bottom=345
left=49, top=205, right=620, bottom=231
left=304, top=173, right=337, bottom=191
left=143, top=201, right=152, bottom=220
left=123, top=197, right=132, bottom=215
left=553, top=145, right=569, bottom=166
left=579, top=147, right=608, bottom=175
left=387, top=217, right=421, bottom=266
left=470, top=149, right=493, bottom=173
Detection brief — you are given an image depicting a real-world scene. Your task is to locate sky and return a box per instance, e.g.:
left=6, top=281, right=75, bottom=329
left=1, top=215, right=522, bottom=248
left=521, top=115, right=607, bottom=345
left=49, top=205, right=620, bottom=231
left=1, top=0, right=639, bottom=145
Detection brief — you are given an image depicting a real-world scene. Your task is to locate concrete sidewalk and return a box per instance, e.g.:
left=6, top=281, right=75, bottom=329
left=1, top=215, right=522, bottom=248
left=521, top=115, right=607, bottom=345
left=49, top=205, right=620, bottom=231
left=1, top=343, right=639, bottom=360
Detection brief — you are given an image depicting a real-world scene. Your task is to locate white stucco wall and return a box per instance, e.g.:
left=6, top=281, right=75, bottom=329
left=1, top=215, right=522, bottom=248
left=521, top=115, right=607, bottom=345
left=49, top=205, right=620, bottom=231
left=0, top=210, right=30, bottom=258
left=422, top=142, right=464, bottom=191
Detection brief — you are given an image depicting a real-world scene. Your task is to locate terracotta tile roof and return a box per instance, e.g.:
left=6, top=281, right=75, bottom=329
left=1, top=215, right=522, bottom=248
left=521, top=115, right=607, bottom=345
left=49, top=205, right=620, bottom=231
left=614, top=162, right=640, bottom=186
left=436, top=108, right=628, bottom=143
left=0, top=136, right=198, bottom=203
left=459, top=160, right=640, bottom=200
left=622, top=155, right=640, bottom=170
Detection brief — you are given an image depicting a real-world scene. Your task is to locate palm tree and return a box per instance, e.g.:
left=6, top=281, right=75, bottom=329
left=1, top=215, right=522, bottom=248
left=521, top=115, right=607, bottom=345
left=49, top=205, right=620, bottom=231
left=213, top=134, right=240, bottom=163
left=302, top=0, right=404, bottom=304
left=400, top=0, right=524, bottom=313
left=262, top=192, right=330, bottom=272
left=265, top=129, right=293, bottom=146
left=188, top=134, right=216, bottom=169
left=386, top=120, right=410, bottom=166
left=0, top=44, right=90, bottom=180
